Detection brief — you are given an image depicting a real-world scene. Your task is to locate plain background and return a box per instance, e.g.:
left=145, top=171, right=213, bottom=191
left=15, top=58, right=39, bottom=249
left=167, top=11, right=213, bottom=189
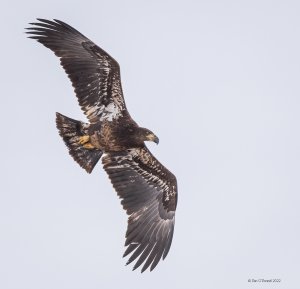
left=1, top=0, right=299, bottom=288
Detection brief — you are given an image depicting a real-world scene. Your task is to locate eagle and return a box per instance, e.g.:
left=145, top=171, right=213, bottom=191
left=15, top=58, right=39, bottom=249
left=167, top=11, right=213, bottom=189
left=26, top=19, right=178, bottom=272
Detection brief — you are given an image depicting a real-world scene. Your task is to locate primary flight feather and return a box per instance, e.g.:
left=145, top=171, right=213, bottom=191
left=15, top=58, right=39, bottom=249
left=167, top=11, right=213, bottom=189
left=26, top=18, right=178, bottom=272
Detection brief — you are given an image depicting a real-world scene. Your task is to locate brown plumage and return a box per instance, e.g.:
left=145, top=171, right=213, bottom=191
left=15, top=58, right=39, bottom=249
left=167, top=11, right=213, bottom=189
left=27, top=19, right=178, bottom=272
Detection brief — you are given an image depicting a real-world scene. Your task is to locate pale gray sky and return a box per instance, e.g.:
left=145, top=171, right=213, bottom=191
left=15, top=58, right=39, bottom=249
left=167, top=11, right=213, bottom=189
left=1, top=0, right=300, bottom=288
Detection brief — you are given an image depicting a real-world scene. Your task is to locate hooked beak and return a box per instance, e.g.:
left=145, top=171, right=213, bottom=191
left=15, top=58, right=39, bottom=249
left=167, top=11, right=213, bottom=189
left=146, top=133, right=159, bottom=144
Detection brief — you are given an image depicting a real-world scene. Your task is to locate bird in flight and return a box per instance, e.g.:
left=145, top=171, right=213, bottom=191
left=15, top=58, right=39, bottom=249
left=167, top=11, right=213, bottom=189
left=26, top=19, right=178, bottom=272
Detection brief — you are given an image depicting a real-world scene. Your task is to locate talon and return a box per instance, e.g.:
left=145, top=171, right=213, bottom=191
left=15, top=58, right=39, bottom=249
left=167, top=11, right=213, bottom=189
left=78, top=135, right=90, bottom=145
left=83, top=143, right=95, bottom=149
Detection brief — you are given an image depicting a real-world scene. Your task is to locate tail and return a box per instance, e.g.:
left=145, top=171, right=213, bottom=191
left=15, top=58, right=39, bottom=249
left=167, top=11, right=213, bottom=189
left=56, top=112, right=102, bottom=173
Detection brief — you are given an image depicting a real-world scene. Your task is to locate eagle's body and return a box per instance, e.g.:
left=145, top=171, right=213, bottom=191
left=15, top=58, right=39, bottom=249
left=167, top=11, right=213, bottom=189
left=27, top=19, right=177, bottom=272
left=87, top=115, right=146, bottom=152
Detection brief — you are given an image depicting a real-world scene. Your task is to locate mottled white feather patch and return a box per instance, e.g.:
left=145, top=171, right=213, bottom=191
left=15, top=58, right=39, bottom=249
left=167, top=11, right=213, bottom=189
left=99, top=102, right=121, bottom=121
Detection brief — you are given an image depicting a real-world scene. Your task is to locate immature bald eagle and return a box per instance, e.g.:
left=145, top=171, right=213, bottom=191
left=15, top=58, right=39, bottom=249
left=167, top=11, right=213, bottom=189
left=26, top=19, right=177, bottom=272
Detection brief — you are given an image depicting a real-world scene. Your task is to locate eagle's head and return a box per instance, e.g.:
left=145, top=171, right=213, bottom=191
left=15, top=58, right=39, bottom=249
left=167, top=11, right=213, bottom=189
left=136, top=127, right=159, bottom=145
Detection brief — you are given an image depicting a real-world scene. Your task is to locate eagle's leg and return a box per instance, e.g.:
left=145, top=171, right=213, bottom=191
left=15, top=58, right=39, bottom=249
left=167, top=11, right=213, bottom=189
left=78, top=135, right=95, bottom=149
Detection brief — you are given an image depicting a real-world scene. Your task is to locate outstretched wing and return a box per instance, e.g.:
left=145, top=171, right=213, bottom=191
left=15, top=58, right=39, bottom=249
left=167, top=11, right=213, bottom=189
left=102, top=147, right=177, bottom=272
left=26, top=19, right=126, bottom=123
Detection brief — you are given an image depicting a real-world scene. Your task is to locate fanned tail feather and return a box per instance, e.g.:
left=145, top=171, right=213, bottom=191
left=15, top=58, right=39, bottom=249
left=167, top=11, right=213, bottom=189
left=56, top=112, right=102, bottom=173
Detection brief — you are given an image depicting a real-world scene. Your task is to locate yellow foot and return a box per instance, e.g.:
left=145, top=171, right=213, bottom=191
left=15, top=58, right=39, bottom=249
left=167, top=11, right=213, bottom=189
left=78, top=135, right=90, bottom=145
left=83, top=143, right=95, bottom=149
left=78, top=135, right=95, bottom=149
